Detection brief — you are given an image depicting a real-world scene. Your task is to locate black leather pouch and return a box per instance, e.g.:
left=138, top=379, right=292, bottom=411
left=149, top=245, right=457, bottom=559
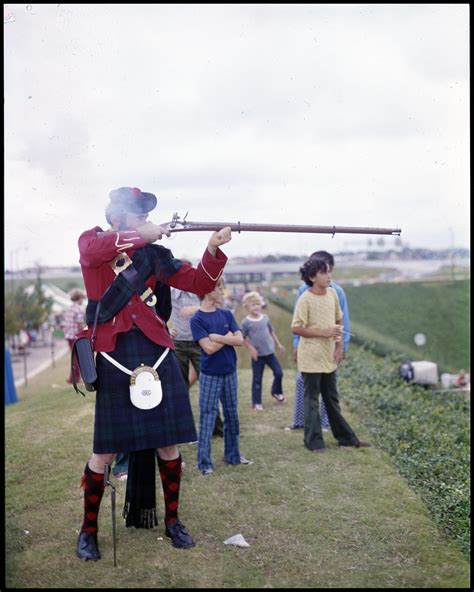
left=71, top=301, right=100, bottom=396
left=72, top=337, right=97, bottom=394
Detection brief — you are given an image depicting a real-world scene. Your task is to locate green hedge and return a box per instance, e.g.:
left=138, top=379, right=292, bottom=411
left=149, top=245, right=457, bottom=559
left=338, top=347, right=470, bottom=559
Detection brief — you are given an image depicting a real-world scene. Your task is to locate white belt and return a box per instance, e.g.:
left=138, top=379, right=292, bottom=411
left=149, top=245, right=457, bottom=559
left=100, top=348, right=170, bottom=375
left=99, top=348, right=170, bottom=410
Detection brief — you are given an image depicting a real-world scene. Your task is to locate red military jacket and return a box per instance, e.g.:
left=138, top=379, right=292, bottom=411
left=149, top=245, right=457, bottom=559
left=78, top=226, right=227, bottom=352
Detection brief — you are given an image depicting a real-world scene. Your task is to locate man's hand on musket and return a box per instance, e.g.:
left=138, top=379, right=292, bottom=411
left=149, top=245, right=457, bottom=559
left=136, top=221, right=171, bottom=243
left=207, top=226, right=232, bottom=256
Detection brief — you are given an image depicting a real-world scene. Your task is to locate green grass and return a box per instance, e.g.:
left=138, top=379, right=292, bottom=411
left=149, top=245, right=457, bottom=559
left=240, top=301, right=470, bottom=558
left=343, top=280, right=470, bottom=373
left=338, top=347, right=470, bottom=558
left=5, top=354, right=470, bottom=589
left=268, top=266, right=399, bottom=285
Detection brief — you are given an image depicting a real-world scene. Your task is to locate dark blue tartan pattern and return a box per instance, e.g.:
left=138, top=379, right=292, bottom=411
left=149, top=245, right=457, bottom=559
left=93, top=328, right=197, bottom=453
left=197, top=372, right=240, bottom=470
left=85, top=244, right=183, bottom=325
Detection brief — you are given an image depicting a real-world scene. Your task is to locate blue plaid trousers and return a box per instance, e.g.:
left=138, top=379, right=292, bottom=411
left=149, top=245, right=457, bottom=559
left=197, top=371, right=241, bottom=470
left=292, top=371, right=329, bottom=428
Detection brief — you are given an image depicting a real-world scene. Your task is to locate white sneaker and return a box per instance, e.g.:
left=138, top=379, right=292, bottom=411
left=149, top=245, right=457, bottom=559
left=202, top=468, right=214, bottom=475
left=239, top=455, right=254, bottom=465
left=252, top=404, right=263, bottom=411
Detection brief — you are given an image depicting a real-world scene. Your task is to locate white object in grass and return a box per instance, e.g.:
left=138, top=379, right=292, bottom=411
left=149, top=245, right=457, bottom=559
left=224, top=534, right=250, bottom=547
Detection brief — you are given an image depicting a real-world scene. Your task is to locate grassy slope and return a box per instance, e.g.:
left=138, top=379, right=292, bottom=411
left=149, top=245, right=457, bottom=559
left=343, top=280, right=470, bottom=373
left=5, top=354, right=470, bottom=589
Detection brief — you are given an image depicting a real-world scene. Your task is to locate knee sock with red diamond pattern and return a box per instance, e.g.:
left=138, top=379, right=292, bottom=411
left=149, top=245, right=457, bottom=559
left=80, top=462, right=105, bottom=533
left=157, top=454, right=182, bottom=525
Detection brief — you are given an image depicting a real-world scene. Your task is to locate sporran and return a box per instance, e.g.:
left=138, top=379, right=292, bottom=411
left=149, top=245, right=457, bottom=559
left=100, top=347, right=170, bottom=411
left=129, top=365, right=163, bottom=410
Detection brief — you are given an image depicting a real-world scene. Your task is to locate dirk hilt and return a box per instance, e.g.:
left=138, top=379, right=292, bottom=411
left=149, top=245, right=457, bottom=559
left=103, top=463, right=117, bottom=567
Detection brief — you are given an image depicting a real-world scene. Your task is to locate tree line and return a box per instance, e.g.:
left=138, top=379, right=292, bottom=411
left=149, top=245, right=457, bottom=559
left=4, top=274, right=53, bottom=341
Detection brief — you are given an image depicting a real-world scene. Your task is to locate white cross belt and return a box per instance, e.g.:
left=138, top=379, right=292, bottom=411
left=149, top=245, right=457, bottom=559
left=100, top=348, right=170, bottom=375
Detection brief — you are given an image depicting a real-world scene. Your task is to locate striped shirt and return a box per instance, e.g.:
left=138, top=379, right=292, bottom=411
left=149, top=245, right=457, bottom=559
left=63, top=302, right=85, bottom=340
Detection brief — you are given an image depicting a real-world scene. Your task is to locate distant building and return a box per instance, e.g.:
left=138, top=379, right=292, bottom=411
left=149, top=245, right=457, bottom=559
left=223, top=260, right=306, bottom=284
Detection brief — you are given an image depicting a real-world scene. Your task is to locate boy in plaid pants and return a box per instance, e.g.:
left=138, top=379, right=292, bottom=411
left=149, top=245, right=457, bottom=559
left=190, top=278, right=253, bottom=475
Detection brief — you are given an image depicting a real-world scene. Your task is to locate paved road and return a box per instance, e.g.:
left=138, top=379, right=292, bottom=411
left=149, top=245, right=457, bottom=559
left=10, top=336, right=70, bottom=388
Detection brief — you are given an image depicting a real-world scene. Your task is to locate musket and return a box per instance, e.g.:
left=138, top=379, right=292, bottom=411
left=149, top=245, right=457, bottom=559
left=103, top=464, right=117, bottom=567
left=159, top=213, right=401, bottom=236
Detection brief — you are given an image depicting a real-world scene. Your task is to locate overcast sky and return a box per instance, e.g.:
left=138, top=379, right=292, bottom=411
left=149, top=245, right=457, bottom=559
left=4, top=3, right=470, bottom=270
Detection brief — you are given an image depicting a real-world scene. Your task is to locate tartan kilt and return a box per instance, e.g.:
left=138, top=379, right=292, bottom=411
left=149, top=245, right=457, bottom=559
left=93, top=328, right=197, bottom=453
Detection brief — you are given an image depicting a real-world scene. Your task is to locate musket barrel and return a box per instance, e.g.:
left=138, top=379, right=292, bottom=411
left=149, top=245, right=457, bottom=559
left=97, top=222, right=401, bottom=237
left=164, top=222, right=401, bottom=236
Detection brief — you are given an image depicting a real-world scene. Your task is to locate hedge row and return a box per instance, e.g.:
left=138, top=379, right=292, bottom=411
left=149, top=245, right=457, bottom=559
left=338, top=347, right=470, bottom=559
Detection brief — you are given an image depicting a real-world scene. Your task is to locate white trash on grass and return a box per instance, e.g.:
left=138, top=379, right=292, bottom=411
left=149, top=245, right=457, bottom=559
left=223, top=534, right=250, bottom=547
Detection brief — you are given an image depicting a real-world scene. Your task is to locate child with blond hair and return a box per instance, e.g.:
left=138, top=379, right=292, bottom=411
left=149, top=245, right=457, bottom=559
left=241, top=291, right=286, bottom=410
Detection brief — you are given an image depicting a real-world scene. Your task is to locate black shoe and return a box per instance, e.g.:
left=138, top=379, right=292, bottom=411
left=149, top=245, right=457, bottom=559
left=212, top=429, right=224, bottom=438
left=338, top=440, right=371, bottom=448
left=76, top=531, right=101, bottom=561
left=165, top=520, right=196, bottom=549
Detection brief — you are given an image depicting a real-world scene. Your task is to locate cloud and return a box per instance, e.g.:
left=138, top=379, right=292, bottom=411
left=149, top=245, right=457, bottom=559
left=4, top=4, right=469, bottom=268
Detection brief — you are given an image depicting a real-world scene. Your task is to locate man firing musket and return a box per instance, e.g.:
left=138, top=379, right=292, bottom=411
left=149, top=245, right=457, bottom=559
left=75, top=187, right=231, bottom=564
left=77, top=187, right=401, bottom=566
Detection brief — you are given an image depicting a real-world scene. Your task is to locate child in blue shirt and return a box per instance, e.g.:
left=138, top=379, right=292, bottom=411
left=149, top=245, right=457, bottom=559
left=190, top=278, right=253, bottom=475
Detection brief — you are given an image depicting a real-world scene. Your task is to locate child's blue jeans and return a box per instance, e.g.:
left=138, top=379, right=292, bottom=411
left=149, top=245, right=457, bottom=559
left=251, top=353, right=283, bottom=405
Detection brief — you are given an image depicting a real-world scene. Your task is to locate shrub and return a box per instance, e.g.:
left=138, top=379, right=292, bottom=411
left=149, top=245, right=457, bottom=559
left=338, top=347, right=470, bottom=559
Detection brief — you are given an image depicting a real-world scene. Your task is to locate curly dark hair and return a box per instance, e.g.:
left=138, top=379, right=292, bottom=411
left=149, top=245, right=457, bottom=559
left=309, top=250, right=334, bottom=268
left=299, top=258, right=330, bottom=286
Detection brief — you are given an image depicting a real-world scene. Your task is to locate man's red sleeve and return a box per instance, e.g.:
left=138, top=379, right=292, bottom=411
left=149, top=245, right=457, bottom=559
left=78, top=227, right=148, bottom=267
left=166, top=248, right=227, bottom=295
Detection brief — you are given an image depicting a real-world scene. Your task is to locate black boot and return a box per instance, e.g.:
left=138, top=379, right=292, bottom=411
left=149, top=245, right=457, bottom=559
left=76, top=531, right=101, bottom=561
left=165, top=520, right=195, bottom=549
